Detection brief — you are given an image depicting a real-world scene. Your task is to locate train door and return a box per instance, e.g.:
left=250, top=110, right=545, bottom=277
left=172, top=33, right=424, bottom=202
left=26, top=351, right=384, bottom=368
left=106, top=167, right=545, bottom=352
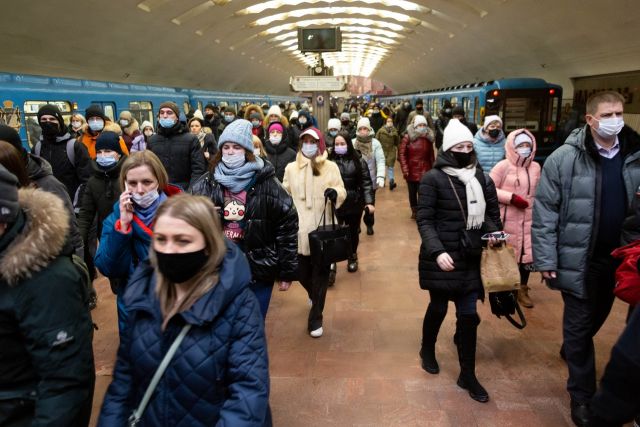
left=91, top=101, right=116, bottom=121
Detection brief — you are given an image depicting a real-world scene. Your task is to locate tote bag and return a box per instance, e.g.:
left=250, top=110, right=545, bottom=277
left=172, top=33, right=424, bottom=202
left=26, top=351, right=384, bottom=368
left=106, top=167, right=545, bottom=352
left=480, top=244, right=520, bottom=293
left=308, top=197, right=352, bottom=266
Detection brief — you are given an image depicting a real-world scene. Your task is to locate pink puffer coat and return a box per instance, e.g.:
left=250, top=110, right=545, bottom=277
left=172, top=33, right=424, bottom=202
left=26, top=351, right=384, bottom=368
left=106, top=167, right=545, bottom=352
left=489, top=129, right=541, bottom=264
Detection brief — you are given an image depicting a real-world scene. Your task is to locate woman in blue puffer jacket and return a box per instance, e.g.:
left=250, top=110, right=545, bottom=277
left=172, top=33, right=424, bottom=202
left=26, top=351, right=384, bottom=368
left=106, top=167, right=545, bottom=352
left=98, top=194, right=270, bottom=427
left=473, top=115, right=506, bottom=172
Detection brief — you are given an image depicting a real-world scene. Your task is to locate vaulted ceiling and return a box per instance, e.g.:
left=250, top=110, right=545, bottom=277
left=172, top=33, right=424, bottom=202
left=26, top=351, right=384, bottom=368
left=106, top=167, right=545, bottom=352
left=2, top=0, right=640, bottom=95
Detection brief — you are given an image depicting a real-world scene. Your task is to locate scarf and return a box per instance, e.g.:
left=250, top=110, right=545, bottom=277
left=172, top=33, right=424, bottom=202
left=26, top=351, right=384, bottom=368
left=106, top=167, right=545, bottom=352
left=355, top=135, right=373, bottom=158
left=441, top=165, right=486, bottom=230
left=135, top=191, right=168, bottom=227
left=297, top=151, right=326, bottom=209
left=196, top=131, right=206, bottom=147
left=214, top=156, right=264, bottom=193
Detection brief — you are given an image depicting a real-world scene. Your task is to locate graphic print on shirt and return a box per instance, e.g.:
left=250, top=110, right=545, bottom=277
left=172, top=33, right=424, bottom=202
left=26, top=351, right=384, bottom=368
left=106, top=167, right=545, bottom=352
left=223, top=190, right=247, bottom=242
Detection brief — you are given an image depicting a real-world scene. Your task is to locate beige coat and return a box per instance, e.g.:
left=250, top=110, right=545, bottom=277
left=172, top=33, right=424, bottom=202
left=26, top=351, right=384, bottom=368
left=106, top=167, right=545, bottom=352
left=283, top=151, right=346, bottom=256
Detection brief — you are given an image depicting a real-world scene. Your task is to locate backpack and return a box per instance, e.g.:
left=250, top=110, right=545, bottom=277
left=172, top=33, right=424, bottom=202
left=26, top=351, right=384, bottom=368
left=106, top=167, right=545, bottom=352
left=34, top=139, right=77, bottom=166
left=611, top=240, right=640, bottom=305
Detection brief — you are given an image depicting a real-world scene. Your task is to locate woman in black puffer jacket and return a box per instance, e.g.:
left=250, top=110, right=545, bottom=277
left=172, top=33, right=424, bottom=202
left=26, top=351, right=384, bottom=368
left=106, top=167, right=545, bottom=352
left=328, top=131, right=374, bottom=274
left=190, top=119, right=298, bottom=319
left=417, top=119, right=501, bottom=404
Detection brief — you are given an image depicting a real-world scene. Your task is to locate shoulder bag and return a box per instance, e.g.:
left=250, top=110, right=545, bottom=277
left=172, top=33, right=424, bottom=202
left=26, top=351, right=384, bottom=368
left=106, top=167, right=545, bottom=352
left=308, top=196, right=352, bottom=266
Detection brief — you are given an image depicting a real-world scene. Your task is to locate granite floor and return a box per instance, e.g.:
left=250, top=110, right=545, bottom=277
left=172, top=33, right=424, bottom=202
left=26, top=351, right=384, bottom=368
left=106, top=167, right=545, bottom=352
left=89, top=171, right=630, bottom=427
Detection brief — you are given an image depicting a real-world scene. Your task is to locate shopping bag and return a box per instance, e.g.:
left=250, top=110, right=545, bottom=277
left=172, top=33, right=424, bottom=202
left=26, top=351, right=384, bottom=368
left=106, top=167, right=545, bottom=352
left=480, top=244, right=520, bottom=293
left=308, top=197, right=352, bottom=266
left=611, top=240, right=640, bottom=305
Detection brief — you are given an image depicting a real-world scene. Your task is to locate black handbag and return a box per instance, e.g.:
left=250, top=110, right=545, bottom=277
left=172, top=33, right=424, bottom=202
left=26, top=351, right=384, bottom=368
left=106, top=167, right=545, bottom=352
left=488, top=291, right=527, bottom=329
left=308, top=196, right=353, bottom=266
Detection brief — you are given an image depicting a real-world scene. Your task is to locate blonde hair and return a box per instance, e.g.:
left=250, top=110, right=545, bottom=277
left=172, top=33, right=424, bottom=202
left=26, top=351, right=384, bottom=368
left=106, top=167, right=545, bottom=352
left=119, top=151, right=168, bottom=192
left=586, top=91, right=625, bottom=115
left=71, top=113, right=86, bottom=124
left=252, top=135, right=267, bottom=157
left=149, top=194, right=226, bottom=325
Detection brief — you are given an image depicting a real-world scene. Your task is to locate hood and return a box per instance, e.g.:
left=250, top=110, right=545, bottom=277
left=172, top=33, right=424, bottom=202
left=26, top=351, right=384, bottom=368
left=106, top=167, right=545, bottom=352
left=294, top=149, right=329, bottom=169
left=474, top=128, right=506, bottom=145
left=406, top=122, right=432, bottom=142
left=244, top=104, right=265, bottom=122
left=125, top=240, right=252, bottom=325
left=505, top=128, right=537, bottom=167
left=0, top=188, right=69, bottom=285
left=122, top=118, right=140, bottom=136
left=26, top=153, right=53, bottom=181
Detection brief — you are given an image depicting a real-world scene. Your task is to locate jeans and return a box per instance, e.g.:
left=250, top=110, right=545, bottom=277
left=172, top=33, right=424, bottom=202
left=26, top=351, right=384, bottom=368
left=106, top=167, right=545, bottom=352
left=387, top=166, right=395, bottom=182
left=428, top=289, right=479, bottom=316
left=249, top=280, right=273, bottom=320
left=407, top=181, right=420, bottom=208
left=561, top=255, right=617, bottom=402
left=337, top=211, right=363, bottom=255
left=297, top=255, right=330, bottom=331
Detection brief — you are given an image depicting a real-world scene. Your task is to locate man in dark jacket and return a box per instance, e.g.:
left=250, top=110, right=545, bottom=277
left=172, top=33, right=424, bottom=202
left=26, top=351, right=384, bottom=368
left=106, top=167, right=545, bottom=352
left=148, top=101, right=206, bottom=190
left=394, top=99, right=412, bottom=135
left=532, top=91, right=640, bottom=427
left=35, top=104, right=92, bottom=206
left=0, top=166, right=95, bottom=426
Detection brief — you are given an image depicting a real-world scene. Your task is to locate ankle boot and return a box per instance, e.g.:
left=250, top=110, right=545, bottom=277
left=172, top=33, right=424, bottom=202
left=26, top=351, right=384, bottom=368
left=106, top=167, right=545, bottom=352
left=455, top=314, right=489, bottom=403
left=517, top=285, right=534, bottom=308
left=389, top=179, right=397, bottom=190
left=410, top=207, right=416, bottom=220
left=347, top=254, right=358, bottom=272
left=420, top=306, right=446, bottom=374
left=328, top=263, right=337, bottom=286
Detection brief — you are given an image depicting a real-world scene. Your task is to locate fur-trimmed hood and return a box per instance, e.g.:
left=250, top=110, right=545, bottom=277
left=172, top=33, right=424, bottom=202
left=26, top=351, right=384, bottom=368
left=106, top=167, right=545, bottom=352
left=244, top=104, right=265, bottom=122
left=122, top=117, right=140, bottom=136
left=0, top=188, right=69, bottom=285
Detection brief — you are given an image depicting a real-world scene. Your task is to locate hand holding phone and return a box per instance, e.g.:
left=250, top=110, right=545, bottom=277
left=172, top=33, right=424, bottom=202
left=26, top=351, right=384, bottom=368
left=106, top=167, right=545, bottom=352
left=481, top=231, right=509, bottom=241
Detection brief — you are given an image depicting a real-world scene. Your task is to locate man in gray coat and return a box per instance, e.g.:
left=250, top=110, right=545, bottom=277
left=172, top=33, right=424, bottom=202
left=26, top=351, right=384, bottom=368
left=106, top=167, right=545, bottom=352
left=532, top=91, right=640, bottom=427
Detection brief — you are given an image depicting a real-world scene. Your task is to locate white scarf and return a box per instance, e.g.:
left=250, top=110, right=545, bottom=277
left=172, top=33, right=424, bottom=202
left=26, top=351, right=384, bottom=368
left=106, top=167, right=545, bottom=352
left=441, top=165, right=486, bottom=230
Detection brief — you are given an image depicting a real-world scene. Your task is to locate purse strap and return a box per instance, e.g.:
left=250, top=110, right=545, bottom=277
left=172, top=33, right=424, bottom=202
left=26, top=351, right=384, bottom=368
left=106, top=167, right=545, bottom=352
left=447, top=175, right=467, bottom=224
left=505, top=299, right=527, bottom=329
left=128, top=324, right=192, bottom=426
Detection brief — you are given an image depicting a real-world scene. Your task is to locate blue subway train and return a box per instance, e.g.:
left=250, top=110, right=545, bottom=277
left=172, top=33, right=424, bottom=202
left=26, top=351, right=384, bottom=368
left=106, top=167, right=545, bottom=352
left=0, top=72, right=303, bottom=149
left=379, top=78, right=563, bottom=159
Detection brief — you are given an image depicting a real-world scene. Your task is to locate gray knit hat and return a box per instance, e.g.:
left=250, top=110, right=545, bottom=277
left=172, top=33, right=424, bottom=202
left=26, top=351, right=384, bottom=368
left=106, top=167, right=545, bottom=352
left=218, top=119, right=254, bottom=151
left=0, top=164, right=19, bottom=223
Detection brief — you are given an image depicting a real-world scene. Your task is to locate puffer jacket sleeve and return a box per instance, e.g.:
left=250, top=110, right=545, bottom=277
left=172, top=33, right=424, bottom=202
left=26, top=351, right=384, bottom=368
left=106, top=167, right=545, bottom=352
left=488, top=160, right=514, bottom=205
left=327, top=162, right=347, bottom=209
left=417, top=172, right=446, bottom=258
left=532, top=153, right=563, bottom=272
left=398, top=134, right=409, bottom=177
left=78, top=181, right=97, bottom=245
left=189, top=136, right=207, bottom=187
left=218, top=290, right=270, bottom=426
left=94, top=205, right=134, bottom=278
left=272, top=180, right=299, bottom=282
left=359, top=158, right=375, bottom=206
left=373, top=140, right=386, bottom=179
left=482, top=173, right=502, bottom=231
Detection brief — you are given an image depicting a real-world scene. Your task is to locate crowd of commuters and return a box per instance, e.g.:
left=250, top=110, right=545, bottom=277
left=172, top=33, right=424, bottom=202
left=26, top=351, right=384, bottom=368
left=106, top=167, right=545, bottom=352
left=0, top=90, right=639, bottom=426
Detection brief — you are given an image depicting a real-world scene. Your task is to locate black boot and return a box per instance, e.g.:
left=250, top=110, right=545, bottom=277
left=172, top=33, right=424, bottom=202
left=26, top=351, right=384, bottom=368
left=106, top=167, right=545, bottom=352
left=420, top=306, right=446, bottom=374
left=347, top=254, right=358, bottom=272
left=455, top=314, right=489, bottom=403
left=328, top=263, right=337, bottom=287
left=389, top=179, right=397, bottom=190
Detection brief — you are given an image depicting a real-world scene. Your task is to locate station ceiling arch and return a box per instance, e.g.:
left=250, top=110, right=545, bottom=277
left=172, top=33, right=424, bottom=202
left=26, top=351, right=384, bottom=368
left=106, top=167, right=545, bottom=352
left=1, top=0, right=640, bottom=94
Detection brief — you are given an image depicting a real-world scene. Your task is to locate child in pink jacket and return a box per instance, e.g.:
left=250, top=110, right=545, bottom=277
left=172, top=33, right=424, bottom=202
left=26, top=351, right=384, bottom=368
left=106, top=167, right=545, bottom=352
left=489, top=129, right=541, bottom=308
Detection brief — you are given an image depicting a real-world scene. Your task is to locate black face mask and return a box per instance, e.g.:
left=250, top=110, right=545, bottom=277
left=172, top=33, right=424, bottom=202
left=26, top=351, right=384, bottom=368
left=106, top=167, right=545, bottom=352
left=290, top=118, right=298, bottom=125
left=341, top=120, right=350, bottom=126
left=40, top=121, right=60, bottom=138
left=155, top=248, right=208, bottom=283
left=452, top=151, right=475, bottom=168
left=488, top=129, right=501, bottom=138
left=416, top=107, right=423, bottom=112
left=205, top=113, right=213, bottom=120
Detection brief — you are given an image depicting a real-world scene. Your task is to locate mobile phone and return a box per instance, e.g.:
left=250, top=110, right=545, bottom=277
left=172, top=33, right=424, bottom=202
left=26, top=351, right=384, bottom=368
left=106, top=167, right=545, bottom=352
left=481, top=231, right=509, bottom=240
left=124, top=183, right=134, bottom=211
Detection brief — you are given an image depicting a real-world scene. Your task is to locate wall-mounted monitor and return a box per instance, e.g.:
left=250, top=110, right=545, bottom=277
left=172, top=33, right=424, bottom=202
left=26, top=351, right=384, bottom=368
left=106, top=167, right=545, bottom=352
left=298, top=27, right=342, bottom=53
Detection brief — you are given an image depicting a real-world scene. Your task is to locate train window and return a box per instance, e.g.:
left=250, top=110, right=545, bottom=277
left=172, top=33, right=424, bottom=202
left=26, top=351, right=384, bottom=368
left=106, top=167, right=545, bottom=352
left=23, top=100, right=72, bottom=148
left=103, top=104, right=115, bottom=121
left=474, top=97, right=479, bottom=123
left=544, top=96, right=560, bottom=132
left=462, top=97, right=470, bottom=113
left=129, top=101, right=153, bottom=126
left=183, top=101, right=191, bottom=116
left=431, top=99, right=439, bottom=114
left=197, top=101, right=203, bottom=112
left=503, top=97, right=542, bottom=132
left=450, top=97, right=458, bottom=107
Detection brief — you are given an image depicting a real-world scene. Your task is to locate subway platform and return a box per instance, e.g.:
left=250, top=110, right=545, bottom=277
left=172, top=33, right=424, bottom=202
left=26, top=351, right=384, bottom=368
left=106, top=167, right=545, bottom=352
left=89, top=172, right=629, bottom=427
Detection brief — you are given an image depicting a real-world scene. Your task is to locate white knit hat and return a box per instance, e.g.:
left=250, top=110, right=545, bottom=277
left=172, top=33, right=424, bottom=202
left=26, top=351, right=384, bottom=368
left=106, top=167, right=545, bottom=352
left=413, top=115, right=427, bottom=126
left=289, top=110, right=299, bottom=119
left=357, top=117, right=371, bottom=130
left=327, top=118, right=341, bottom=130
left=514, top=132, right=533, bottom=147
left=443, top=119, right=474, bottom=152
left=193, top=109, right=204, bottom=120
left=141, top=120, right=154, bottom=131
left=483, top=115, right=502, bottom=129
left=268, top=105, right=282, bottom=117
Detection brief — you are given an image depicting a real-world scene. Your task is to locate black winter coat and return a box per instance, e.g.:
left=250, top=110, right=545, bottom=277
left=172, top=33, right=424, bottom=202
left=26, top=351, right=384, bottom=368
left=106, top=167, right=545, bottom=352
left=417, top=154, right=501, bottom=296
left=264, top=140, right=297, bottom=182
left=148, top=123, right=207, bottom=190
left=190, top=161, right=299, bottom=282
left=331, top=154, right=375, bottom=215
left=78, top=158, right=124, bottom=244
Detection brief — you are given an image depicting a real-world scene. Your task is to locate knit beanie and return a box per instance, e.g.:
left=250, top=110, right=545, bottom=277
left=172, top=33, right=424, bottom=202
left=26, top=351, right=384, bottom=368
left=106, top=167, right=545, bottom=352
left=442, top=119, right=474, bottom=152
left=289, top=111, right=299, bottom=120
left=357, top=117, right=371, bottom=130
left=452, top=106, right=465, bottom=116
left=340, top=112, right=350, bottom=121
left=159, top=101, right=180, bottom=117
left=413, top=115, right=428, bottom=127
left=96, top=131, right=124, bottom=155
left=0, top=124, right=26, bottom=155
left=218, top=119, right=253, bottom=151
left=267, top=105, right=282, bottom=117
left=0, top=164, right=19, bottom=223
left=37, top=104, right=65, bottom=129
left=204, top=103, right=215, bottom=111
left=141, top=120, right=154, bottom=131
left=268, top=122, right=284, bottom=134
left=85, top=104, right=106, bottom=121
left=328, top=118, right=341, bottom=130
left=300, top=127, right=326, bottom=154
left=483, top=115, right=502, bottom=130
left=514, top=132, right=533, bottom=147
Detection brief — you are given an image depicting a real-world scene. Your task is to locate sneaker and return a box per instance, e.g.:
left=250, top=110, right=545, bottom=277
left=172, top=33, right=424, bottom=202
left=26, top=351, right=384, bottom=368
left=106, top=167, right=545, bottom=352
left=310, top=327, right=323, bottom=338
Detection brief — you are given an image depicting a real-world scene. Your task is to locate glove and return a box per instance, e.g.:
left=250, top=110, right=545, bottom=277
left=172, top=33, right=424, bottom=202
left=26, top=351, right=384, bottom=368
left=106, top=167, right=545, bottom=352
left=324, top=188, right=338, bottom=203
left=511, top=194, right=529, bottom=209
left=376, top=177, right=385, bottom=188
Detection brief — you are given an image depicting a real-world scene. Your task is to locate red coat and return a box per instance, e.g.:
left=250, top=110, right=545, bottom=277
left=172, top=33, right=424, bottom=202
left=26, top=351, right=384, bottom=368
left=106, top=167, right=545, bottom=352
left=399, top=124, right=435, bottom=182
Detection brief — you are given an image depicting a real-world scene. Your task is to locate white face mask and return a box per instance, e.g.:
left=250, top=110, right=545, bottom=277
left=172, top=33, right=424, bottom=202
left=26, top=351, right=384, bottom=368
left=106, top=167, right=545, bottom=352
left=253, top=148, right=261, bottom=156
left=131, top=188, right=159, bottom=208
left=144, top=130, right=153, bottom=137
left=72, top=121, right=82, bottom=130
left=222, top=152, right=246, bottom=168
left=301, top=143, right=318, bottom=158
left=270, top=135, right=282, bottom=145
left=595, top=116, right=624, bottom=138
left=516, top=147, right=532, bottom=158
left=120, top=119, right=129, bottom=127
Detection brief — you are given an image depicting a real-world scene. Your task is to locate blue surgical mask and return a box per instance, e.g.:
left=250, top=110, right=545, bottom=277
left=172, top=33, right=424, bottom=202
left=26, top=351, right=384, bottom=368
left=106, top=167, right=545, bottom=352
left=416, top=125, right=428, bottom=134
left=222, top=152, right=246, bottom=168
left=224, top=115, right=235, bottom=123
left=251, top=120, right=261, bottom=128
left=270, top=135, right=282, bottom=145
left=301, top=143, right=318, bottom=158
left=96, top=155, right=117, bottom=168
left=329, top=130, right=338, bottom=137
left=131, top=189, right=159, bottom=208
left=158, top=118, right=176, bottom=128
left=88, top=119, right=104, bottom=132
left=334, top=145, right=348, bottom=155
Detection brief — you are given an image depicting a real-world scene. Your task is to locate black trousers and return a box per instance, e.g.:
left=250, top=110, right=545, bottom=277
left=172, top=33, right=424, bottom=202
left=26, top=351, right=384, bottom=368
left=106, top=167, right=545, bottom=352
left=297, top=255, right=331, bottom=331
left=337, top=210, right=363, bottom=255
left=407, top=181, right=420, bottom=208
left=561, top=255, right=617, bottom=402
